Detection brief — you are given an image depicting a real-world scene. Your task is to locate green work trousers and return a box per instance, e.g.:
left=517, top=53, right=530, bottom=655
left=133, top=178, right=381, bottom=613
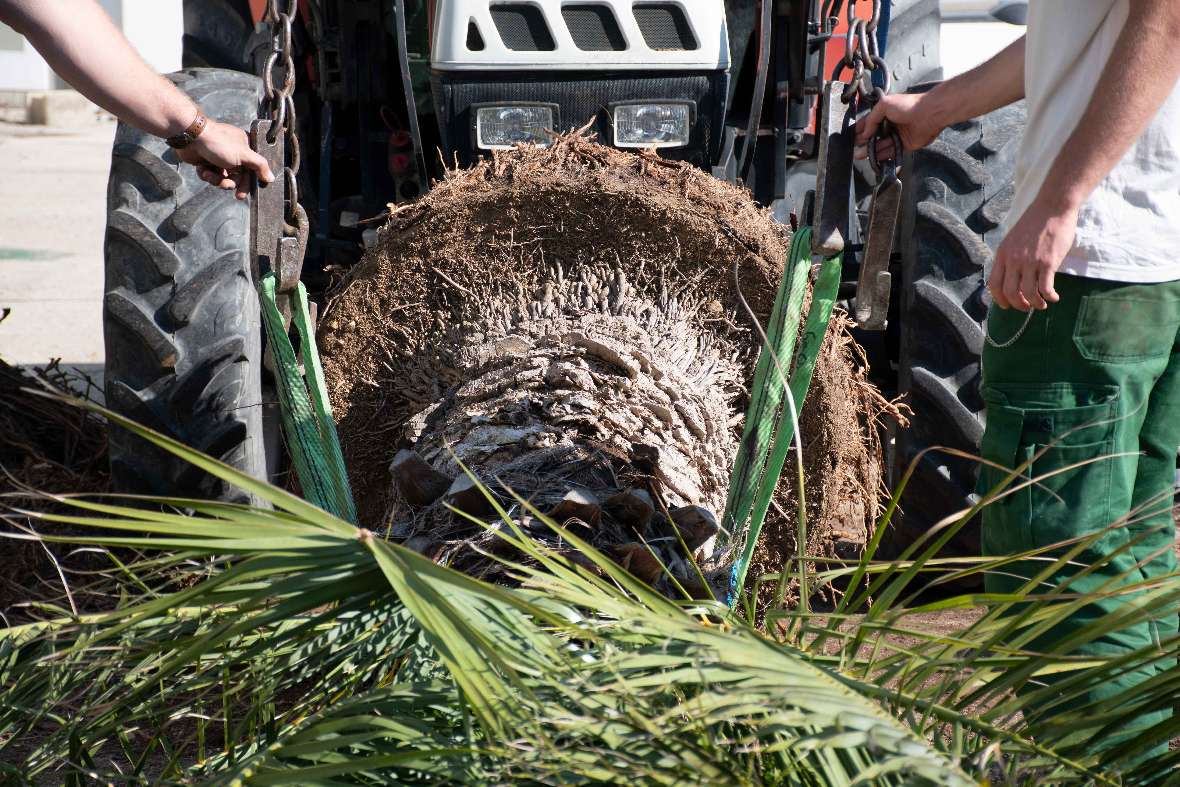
left=979, top=273, right=1178, bottom=753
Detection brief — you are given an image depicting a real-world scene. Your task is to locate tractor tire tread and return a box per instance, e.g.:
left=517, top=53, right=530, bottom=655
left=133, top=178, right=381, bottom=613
left=181, top=0, right=255, bottom=73
left=104, top=68, right=265, bottom=503
left=892, top=99, right=1027, bottom=556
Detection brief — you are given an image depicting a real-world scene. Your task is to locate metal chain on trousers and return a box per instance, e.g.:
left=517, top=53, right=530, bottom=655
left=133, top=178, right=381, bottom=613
left=985, top=308, right=1035, bottom=349
left=262, top=0, right=302, bottom=238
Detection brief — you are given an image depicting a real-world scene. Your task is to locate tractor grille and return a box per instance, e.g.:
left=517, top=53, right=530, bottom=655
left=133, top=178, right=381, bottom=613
left=432, top=70, right=727, bottom=169
left=490, top=4, right=555, bottom=51
left=633, top=3, right=697, bottom=51
left=561, top=5, right=626, bottom=51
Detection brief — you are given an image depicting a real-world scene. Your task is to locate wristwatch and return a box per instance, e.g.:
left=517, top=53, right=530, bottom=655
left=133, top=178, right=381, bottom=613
left=166, top=111, right=208, bottom=149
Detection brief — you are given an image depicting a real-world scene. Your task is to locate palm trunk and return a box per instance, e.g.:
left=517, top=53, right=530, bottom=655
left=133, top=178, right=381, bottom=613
left=387, top=265, right=738, bottom=588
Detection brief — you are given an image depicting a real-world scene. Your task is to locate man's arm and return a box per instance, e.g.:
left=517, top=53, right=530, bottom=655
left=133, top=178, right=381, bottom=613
left=993, top=0, right=1180, bottom=311
left=855, top=35, right=1025, bottom=154
left=0, top=0, right=272, bottom=199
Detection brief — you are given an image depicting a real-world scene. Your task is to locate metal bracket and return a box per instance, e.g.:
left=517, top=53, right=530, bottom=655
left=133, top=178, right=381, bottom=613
left=279, top=203, right=309, bottom=293
left=811, top=81, right=856, bottom=257
left=250, top=118, right=305, bottom=293
left=855, top=166, right=901, bottom=330
left=251, top=119, right=284, bottom=285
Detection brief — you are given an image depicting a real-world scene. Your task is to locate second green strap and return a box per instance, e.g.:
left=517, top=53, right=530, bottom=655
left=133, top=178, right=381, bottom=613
left=726, top=228, right=843, bottom=605
left=258, top=273, right=358, bottom=524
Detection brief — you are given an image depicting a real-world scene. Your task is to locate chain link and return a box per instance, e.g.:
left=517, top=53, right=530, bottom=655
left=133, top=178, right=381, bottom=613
left=262, top=0, right=300, bottom=222
left=832, top=0, right=889, bottom=105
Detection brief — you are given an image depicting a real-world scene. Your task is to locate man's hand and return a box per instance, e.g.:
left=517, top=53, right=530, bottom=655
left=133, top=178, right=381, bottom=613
left=177, top=120, right=275, bottom=200
left=988, top=198, right=1078, bottom=311
left=854, top=93, right=947, bottom=160
left=850, top=36, right=1025, bottom=161
left=990, top=0, right=1180, bottom=312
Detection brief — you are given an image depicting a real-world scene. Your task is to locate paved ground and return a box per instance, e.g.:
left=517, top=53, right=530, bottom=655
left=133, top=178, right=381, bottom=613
left=0, top=120, right=114, bottom=379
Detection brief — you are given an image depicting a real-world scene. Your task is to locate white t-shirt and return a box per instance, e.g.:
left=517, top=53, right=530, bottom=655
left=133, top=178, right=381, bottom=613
left=1006, top=0, right=1180, bottom=283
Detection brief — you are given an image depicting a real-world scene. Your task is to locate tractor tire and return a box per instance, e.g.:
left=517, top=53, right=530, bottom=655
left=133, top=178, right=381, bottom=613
left=181, top=0, right=259, bottom=73
left=104, top=68, right=266, bottom=503
left=879, top=0, right=943, bottom=91
left=889, top=101, right=1027, bottom=556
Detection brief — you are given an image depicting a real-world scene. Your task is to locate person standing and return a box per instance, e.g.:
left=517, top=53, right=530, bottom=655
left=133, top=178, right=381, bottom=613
left=0, top=0, right=272, bottom=196
left=858, top=0, right=1180, bottom=757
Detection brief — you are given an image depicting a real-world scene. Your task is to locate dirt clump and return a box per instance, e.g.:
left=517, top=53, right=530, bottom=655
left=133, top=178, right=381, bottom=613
left=319, top=135, right=893, bottom=591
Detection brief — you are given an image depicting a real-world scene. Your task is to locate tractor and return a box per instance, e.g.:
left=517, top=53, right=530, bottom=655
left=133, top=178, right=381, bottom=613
left=102, top=0, right=1026, bottom=552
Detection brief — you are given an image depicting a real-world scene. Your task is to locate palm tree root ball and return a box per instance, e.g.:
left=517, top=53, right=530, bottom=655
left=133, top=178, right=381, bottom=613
left=318, top=135, right=894, bottom=597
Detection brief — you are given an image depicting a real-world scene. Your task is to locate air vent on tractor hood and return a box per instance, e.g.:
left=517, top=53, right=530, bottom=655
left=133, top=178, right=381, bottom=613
left=490, top=3, right=556, bottom=51
left=430, top=0, right=727, bottom=72
left=561, top=4, right=626, bottom=51
left=466, top=19, right=486, bottom=50
left=633, top=3, right=698, bottom=51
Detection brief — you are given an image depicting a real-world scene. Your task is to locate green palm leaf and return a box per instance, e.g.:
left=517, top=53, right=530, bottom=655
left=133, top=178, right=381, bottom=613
left=1, top=391, right=1175, bottom=785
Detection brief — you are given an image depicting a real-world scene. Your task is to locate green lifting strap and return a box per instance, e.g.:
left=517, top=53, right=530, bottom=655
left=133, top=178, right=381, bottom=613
left=724, top=227, right=843, bottom=605
left=258, top=273, right=358, bottom=524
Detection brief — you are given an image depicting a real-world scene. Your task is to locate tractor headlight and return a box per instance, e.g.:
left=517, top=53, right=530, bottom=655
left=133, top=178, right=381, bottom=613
left=611, top=102, right=693, bottom=148
left=475, top=104, right=556, bottom=150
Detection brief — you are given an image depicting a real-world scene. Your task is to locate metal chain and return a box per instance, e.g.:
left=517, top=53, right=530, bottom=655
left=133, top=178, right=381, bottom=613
left=835, top=0, right=890, bottom=105
left=985, top=308, right=1035, bottom=349
left=262, top=0, right=301, bottom=225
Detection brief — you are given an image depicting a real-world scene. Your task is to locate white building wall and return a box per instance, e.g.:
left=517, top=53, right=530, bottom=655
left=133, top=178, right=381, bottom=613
left=0, top=17, right=52, bottom=91
left=0, top=0, right=182, bottom=92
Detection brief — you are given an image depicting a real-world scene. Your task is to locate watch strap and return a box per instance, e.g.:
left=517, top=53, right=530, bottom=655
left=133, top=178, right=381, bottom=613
left=166, top=111, right=208, bottom=149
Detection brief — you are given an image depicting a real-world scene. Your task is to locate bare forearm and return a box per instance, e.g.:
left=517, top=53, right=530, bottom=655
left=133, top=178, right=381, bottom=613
left=1037, top=0, right=1180, bottom=213
left=925, top=36, right=1025, bottom=128
left=2, top=0, right=197, bottom=137
left=0, top=0, right=272, bottom=197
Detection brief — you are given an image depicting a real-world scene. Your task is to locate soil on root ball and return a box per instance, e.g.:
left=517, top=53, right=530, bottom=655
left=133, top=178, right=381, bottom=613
left=319, top=135, right=896, bottom=599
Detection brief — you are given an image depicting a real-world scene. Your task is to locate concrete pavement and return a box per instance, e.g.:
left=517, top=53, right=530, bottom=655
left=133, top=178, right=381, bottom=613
left=0, top=120, right=114, bottom=377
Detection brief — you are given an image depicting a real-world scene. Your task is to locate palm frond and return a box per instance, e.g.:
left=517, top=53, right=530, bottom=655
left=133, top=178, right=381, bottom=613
left=1, top=392, right=1175, bottom=785
left=0, top=396, right=977, bottom=785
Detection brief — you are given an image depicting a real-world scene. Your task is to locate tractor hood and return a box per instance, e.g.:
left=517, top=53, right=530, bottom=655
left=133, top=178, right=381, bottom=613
left=431, top=0, right=730, bottom=72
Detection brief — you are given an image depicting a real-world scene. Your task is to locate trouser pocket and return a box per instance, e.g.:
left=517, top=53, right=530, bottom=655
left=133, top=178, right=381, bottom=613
left=979, top=383, right=1120, bottom=558
left=1074, top=289, right=1180, bottom=362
